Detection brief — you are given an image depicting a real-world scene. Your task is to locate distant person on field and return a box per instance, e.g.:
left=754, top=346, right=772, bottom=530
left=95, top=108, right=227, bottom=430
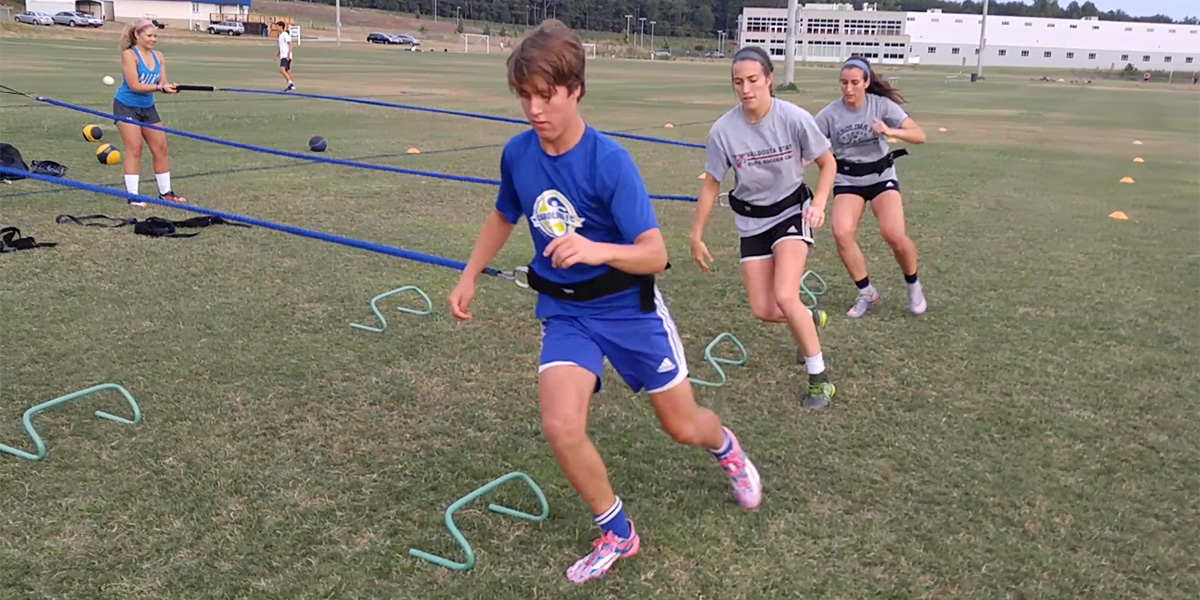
left=275, top=22, right=294, bottom=91
left=114, top=18, right=185, bottom=206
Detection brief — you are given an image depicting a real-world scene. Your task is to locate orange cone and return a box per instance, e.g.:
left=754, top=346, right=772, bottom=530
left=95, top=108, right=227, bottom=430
left=664, top=122, right=675, bottom=129
left=1132, top=157, right=1144, bottom=163
left=1109, top=211, right=1129, bottom=220
left=406, top=147, right=420, bottom=154
left=1119, top=176, right=1134, bottom=183
left=1133, top=140, right=1143, bottom=145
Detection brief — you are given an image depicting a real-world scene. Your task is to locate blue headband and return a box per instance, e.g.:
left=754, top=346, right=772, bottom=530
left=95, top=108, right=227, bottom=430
left=843, top=58, right=871, bottom=79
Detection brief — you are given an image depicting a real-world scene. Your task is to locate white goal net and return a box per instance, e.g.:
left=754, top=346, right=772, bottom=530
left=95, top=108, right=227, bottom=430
left=462, top=33, right=490, bottom=54
left=582, top=43, right=597, bottom=59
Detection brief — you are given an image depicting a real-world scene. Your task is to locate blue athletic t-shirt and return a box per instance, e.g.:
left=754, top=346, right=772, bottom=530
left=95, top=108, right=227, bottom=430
left=495, top=125, right=659, bottom=319
left=114, top=49, right=160, bottom=109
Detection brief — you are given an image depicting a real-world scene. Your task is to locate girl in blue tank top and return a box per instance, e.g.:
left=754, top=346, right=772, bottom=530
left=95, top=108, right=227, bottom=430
left=114, top=19, right=185, bottom=206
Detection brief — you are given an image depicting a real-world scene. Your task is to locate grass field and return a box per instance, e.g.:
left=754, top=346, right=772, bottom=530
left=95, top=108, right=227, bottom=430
left=1, top=26, right=1198, bottom=600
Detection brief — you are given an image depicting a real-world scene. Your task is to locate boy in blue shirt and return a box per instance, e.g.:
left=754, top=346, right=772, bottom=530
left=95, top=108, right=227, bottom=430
left=448, top=20, right=763, bottom=584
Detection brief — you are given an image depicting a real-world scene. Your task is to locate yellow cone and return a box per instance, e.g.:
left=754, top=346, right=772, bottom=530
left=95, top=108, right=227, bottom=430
left=1119, top=176, right=1134, bottom=183
left=1109, top=211, right=1129, bottom=220
left=664, top=122, right=675, bottom=128
left=1133, top=157, right=1144, bottom=163
left=1133, top=140, right=1143, bottom=145
left=938, top=127, right=948, bottom=133
left=406, top=147, right=420, bottom=154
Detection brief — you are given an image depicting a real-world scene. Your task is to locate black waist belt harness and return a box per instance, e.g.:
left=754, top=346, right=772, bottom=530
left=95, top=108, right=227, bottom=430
left=837, top=149, right=909, bottom=177
left=525, top=263, right=669, bottom=313
left=728, top=183, right=812, bottom=219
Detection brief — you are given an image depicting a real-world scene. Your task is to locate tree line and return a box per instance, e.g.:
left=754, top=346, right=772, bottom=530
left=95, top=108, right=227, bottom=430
left=307, top=0, right=1194, bottom=39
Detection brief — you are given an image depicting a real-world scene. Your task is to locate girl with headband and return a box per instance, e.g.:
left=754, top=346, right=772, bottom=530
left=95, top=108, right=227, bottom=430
left=689, top=46, right=840, bottom=409
left=114, top=18, right=185, bottom=206
left=815, top=56, right=927, bottom=318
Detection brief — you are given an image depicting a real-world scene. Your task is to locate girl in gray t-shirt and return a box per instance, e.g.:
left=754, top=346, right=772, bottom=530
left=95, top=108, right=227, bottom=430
left=689, top=46, right=839, bottom=409
left=815, top=56, right=928, bottom=319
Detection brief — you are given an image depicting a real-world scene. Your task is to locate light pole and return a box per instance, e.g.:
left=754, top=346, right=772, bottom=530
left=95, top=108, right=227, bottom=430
left=718, top=29, right=726, bottom=54
left=434, top=0, right=438, bottom=22
left=456, top=6, right=461, bottom=25
left=639, top=17, right=646, bottom=48
left=624, top=14, right=633, bottom=40
left=335, top=0, right=341, bottom=46
left=974, top=0, right=990, bottom=81
left=784, top=0, right=799, bottom=86
left=650, top=20, right=656, bottom=54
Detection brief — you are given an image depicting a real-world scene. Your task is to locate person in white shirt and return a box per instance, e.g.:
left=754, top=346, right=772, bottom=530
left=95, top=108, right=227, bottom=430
left=274, top=21, right=294, bottom=91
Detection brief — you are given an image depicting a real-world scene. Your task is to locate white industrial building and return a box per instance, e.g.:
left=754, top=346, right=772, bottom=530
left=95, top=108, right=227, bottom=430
left=24, top=0, right=250, bottom=29
left=739, top=3, right=1200, bottom=71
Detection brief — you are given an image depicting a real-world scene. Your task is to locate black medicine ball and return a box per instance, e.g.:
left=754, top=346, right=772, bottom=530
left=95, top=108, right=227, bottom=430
left=308, top=136, right=327, bottom=152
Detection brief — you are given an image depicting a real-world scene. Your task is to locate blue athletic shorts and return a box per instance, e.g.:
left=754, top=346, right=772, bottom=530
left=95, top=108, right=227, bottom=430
left=538, top=291, right=689, bottom=394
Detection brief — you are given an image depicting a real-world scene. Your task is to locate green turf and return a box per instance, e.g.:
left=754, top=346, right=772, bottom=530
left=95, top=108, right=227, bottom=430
left=1, top=31, right=1198, bottom=600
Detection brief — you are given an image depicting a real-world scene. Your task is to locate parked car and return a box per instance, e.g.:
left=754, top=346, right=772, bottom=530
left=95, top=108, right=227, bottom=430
left=53, top=11, right=102, bottom=27
left=395, top=34, right=421, bottom=46
left=367, top=32, right=402, bottom=44
left=14, top=11, right=54, bottom=26
left=702, top=50, right=725, bottom=59
left=207, top=21, right=244, bottom=36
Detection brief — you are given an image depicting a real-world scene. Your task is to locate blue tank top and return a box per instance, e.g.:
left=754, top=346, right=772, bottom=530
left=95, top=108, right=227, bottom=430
left=114, top=49, right=160, bottom=109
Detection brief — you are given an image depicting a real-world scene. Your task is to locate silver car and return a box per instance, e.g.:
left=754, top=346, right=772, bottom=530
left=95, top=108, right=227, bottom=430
left=14, top=11, right=54, bottom=26
left=53, top=11, right=103, bottom=27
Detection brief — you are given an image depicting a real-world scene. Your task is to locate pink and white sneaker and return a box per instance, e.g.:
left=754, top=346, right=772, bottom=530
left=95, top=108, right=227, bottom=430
left=846, top=287, right=881, bottom=319
left=566, top=520, right=640, bottom=583
left=717, top=427, right=762, bottom=510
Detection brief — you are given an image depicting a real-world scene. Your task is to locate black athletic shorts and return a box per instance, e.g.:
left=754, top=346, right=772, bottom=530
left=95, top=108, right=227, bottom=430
left=833, top=180, right=901, bottom=203
left=739, top=209, right=813, bottom=262
left=280, top=58, right=292, bottom=69
left=112, top=98, right=161, bottom=125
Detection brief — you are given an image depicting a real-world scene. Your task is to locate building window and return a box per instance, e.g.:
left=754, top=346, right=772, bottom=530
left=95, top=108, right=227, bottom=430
left=1188, top=57, right=1195, bottom=64
left=1044, top=51, right=1052, bottom=58
left=878, top=21, right=903, bottom=36
left=998, top=49, right=1007, bottom=56
left=1088, top=52, right=1096, bottom=60
left=806, top=18, right=840, bottom=35
left=1147, top=28, right=1155, bottom=32
left=927, top=46, right=936, bottom=54
left=1048, top=23, right=1055, bottom=28
left=1092, top=25, right=1100, bottom=30
left=1066, top=52, right=1074, bottom=59
left=806, top=40, right=842, bottom=59
left=1021, top=50, right=1030, bottom=57
left=1125, top=27, right=1133, bottom=31
left=1169, top=29, right=1176, bottom=33
left=1001, top=21, right=1010, bottom=25
left=931, top=18, right=939, bottom=22
left=955, top=19, right=963, bottom=23
left=1070, top=24, right=1078, bottom=29
left=974, top=48, right=980, bottom=55
left=191, top=2, right=199, bottom=11
left=1025, top=22, right=1032, bottom=27
left=907, top=17, right=915, bottom=21
left=1165, top=56, right=1172, bottom=63
left=1121, top=54, right=1129, bottom=61
left=952, top=47, right=960, bottom=55
left=1142, top=55, right=1150, bottom=62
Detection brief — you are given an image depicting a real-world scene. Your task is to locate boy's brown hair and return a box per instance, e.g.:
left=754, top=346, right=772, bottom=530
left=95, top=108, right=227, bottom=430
left=506, top=19, right=586, bottom=100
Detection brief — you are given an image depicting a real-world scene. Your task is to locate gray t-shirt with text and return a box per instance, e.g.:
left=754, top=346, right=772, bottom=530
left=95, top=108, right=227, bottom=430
left=815, top=94, right=909, bottom=187
left=705, top=99, right=831, bottom=237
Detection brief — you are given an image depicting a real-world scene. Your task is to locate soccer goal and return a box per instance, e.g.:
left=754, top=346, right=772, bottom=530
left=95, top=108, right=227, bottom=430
left=462, top=33, right=490, bottom=54
left=582, top=43, right=597, bottom=59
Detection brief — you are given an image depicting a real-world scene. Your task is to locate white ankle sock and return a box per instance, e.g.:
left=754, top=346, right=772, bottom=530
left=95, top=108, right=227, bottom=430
left=124, top=174, right=139, bottom=195
left=804, top=352, right=825, bottom=375
left=155, top=172, right=171, bottom=195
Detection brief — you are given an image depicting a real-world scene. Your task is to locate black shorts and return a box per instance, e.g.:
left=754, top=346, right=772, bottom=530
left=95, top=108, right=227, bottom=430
left=112, top=99, right=161, bottom=125
left=280, top=58, right=292, bottom=69
left=833, top=180, right=900, bottom=203
left=739, top=210, right=813, bottom=262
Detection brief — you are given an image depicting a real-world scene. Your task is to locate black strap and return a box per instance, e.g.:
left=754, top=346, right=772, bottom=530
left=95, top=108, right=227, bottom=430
left=0, top=227, right=56, bottom=253
left=836, top=149, right=909, bottom=177
left=525, top=263, right=669, bottom=313
left=56, top=213, right=250, bottom=238
left=30, top=160, right=68, bottom=178
left=728, top=183, right=812, bottom=219
left=56, top=214, right=138, bottom=228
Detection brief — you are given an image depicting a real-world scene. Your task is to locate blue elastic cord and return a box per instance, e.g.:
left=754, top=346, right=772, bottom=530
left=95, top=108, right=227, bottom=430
left=32, top=96, right=699, bottom=202
left=0, top=166, right=501, bottom=276
left=219, top=88, right=707, bottom=150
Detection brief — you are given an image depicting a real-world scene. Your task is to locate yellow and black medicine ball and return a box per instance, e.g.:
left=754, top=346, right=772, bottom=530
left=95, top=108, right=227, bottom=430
left=83, top=124, right=103, bottom=142
left=95, top=143, right=121, bottom=165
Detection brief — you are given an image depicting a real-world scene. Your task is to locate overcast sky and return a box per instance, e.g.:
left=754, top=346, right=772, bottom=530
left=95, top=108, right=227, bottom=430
left=1078, top=1, right=1195, bottom=19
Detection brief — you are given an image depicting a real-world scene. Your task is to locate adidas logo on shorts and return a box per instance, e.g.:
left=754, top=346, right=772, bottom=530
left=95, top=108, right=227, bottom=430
left=657, top=357, right=675, bottom=373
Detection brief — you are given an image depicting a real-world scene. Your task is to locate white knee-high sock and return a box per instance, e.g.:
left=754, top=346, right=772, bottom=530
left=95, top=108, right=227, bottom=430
left=154, top=172, right=171, bottom=194
left=124, top=174, right=139, bottom=195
